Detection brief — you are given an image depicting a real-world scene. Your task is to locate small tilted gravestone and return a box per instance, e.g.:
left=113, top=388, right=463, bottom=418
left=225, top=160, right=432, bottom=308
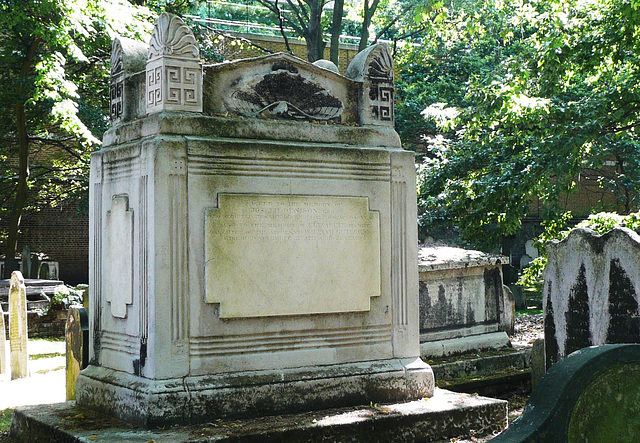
left=0, top=300, right=7, bottom=376
left=65, top=306, right=89, bottom=401
left=543, top=227, right=640, bottom=369
left=9, top=271, right=28, bottom=379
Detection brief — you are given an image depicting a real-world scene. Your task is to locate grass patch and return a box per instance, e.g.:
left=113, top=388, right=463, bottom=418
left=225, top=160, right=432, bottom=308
left=30, top=352, right=65, bottom=360
left=31, top=337, right=64, bottom=343
left=0, top=409, right=13, bottom=433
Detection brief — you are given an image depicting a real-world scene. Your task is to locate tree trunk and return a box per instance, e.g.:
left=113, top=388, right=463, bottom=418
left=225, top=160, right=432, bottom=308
left=305, top=0, right=325, bottom=62
left=4, top=102, right=29, bottom=277
left=3, top=37, right=40, bottom=277
left=330, top=0, right=344, bottom=65
left=359, top=0, right=380, bottom=52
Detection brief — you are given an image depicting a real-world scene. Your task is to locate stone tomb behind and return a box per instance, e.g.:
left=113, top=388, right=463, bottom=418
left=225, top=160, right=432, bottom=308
left=418, top=246, right=512, bottom=357
left=76, top=13, right=434, bottom=426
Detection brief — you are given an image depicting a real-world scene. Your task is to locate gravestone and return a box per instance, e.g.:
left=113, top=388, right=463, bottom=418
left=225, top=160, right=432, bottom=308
left=543, top=227, right=640, bottom=368
left=30, top=254, right=41, bottom=279
left=0, top=301, right=6, bottom=376
left=492, top=344, right=640, bottom=442
left=3, top=259, right=18, bottom=279
left=66, top=306, right=89, bottom=401
left=9, top=271, right=28, bottom=379
left=76, top=13, right=434, bottom=427
left=39, top=263, right=49, bottom=280
left=20, top=246, right=31, bottom=279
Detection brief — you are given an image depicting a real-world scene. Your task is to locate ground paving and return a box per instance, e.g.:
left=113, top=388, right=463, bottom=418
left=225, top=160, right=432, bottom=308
left=0, top=339, right=66, bottom=410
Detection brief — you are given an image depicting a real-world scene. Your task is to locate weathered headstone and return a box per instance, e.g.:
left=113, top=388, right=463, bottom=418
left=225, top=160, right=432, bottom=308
left=30, top=254, right=41, bottom=279
left=543, top=227, right=640, bottom=368
left=0, top=301, right=7, bottom=376
left=20, top=246, right=31, bottom=280
left=39, top=262, right=50, bottom=280
left=530, top=338, right=545, bottom=390
left=3, top=258, right=19, bottom=279
left=509, top=283, right=527, bottom=311
left=9, top=271, right=28, bottom=379
left=76, top=12, right=433, bottom=427
left=66, top=306, right=89, bottom=401
left=492, top=344, right=640, bottom=442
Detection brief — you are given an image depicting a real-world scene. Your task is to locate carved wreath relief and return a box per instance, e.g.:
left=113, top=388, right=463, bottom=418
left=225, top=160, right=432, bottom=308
left=225, top=60, right=344, bottom=121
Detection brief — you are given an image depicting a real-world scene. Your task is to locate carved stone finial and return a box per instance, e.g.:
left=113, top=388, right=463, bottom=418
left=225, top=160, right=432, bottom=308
left=110, top=39, right=125, bottom=122
left=346, top=43, right=394, bottom=126
left=148, top=12, right=200, bottom=60
left=146, top=13, right=202, bottom=114
left=110, top=36, right=148, bottom=124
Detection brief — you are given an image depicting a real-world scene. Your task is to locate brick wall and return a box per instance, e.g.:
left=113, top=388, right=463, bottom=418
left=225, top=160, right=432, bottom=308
left=1, top=200, right=89, bottom=285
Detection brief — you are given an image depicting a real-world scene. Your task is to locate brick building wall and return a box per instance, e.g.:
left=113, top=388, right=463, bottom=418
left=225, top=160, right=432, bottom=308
left=2, top=200, right=89, bottom=285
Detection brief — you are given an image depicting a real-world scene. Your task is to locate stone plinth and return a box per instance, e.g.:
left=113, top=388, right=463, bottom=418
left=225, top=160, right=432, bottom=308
left=9, top=271, right=28, bottom=380
left=12, top=389, right=507, bottom=442
left=418, top=246, right=512, bottom=357
left=76, top=13, right=433, bottom=427
left=543, top=227, right=640, bottom=368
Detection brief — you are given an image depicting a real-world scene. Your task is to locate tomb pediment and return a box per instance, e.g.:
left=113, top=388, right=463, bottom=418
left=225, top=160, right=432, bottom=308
left=205, top=52, right=355, bottom=123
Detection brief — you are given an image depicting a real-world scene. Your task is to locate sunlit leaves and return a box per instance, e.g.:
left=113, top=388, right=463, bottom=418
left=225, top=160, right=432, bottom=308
left=414, top=0, right=640, bottom=250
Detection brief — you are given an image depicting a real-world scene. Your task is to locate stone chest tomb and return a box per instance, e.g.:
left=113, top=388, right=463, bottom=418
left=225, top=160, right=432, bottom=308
left=76, top=13, right=434, bottom=426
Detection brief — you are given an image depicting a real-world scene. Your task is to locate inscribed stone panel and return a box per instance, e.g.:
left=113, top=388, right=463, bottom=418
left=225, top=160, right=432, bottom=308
left=205, top=194, right=381, bottom=318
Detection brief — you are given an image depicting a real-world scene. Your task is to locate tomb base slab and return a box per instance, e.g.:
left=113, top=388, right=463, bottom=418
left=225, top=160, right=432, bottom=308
left=76, top=358, right=435, bottom=427
left=11, top=388, right=506, bottom=442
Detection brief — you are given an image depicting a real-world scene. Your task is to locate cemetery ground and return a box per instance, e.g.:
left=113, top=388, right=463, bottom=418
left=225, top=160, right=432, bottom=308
left=0, top=338, right=65, bottom=441
left=0, top=314, right=543, bottom=442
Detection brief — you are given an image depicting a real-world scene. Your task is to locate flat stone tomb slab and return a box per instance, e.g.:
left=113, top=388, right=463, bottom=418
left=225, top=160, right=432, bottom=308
left=205, top=194, right=381, bottom=318
left=11, top=389, right=507, bottom=442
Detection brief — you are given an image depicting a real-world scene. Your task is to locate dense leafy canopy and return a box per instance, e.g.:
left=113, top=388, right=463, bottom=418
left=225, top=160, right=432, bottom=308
left=413, top=0, right=640, bottom=250
left=0, top=0, right=152, bottom=269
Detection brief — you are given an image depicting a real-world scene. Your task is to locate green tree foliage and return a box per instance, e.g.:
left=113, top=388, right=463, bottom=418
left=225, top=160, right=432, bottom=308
left=0, top=0, right=152, bottom=273
left=414, top=0, right=640, bottom=250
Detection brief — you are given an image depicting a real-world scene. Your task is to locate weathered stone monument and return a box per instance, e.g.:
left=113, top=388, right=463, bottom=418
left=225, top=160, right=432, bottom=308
left=9, top=271, right=28, bottom=379
left=76, top=12, right=434, bottom=426
left=543, top=227, right=640, bottom=368
left=418, top=245, right=512, bottom=357
left=65, top=306, right=89, bottom=401
left=0, top=300, right=6, bottom=376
